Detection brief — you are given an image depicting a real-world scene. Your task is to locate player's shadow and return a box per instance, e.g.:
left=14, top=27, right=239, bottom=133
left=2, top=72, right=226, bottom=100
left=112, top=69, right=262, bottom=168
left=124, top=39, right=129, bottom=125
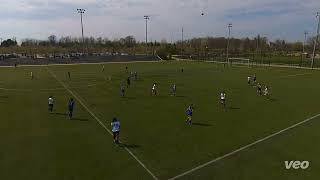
left=268, top=98, right=277, bottom=102
left=175, top=95, right=186, bottom=98
left=119, top=143, right=141, bottom=149
left=72, top=118, right=89, bottom=122
left=228, top=107, right=240, bottom=110
left=54, top=112, right=68, bottom=116
left=123, top=97, right=136, bottom=100
left=0, top=96, right=8, bottom=99
left=192, top=123, right=212, bottom=127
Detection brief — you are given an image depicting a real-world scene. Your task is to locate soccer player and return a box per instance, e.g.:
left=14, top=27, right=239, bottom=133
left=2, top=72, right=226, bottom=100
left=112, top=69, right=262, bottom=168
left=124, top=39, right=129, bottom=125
left=111, top=118, right=120, bottom=144
left=48, top=96, right=54, bottom=113
left=186, top=104, right=193, bottom=125
left=264, top=85, right=270, bottom=98
left=181, top=68, right=184, bottom=73
left=151, top=83, right=157, bottom=96
left=247, top=76, right=251, bottom=84
left=220, top=91, right=226, bottom=108
left=171, top=84, right=176, bottom=96
left=68, top=98, right=75, bottom=119
left=30, top=72, right=34, bottom=79
left=253, top=74, right=257, bottom=84
left=125, top=66, right=128, bottom=73
left=102, top=65, right=105, bottom=72
left=257, top=83, right=262, bottom=96
left=68, top=72, right=71, bottom=79
left=134, top=72, right=138, bottom=80
left=120, top=86, right=125, bottom=97
left=127, top=77, right=131, bottom=88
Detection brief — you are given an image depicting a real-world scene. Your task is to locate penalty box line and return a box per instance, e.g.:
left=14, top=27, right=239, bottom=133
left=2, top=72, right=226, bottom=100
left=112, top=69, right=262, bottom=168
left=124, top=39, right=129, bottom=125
left=168, top=113, right=320, bottom=180
left=46, top=67, right=159, bottom=180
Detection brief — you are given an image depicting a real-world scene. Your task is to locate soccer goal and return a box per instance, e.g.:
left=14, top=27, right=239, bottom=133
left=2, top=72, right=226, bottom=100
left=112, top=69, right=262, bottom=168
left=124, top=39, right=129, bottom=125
left=228, top=58, right=251, bottom=67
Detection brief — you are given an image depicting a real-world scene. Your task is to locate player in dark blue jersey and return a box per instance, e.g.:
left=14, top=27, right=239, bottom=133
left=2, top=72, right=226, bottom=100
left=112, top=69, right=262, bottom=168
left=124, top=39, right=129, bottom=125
left=68, top=98, right=75, bottom=119
left=185, top=104, right=194, bottom=125
left=120, top=86, right=125, bottom=97
left=127, top=77, right=131, bottom=88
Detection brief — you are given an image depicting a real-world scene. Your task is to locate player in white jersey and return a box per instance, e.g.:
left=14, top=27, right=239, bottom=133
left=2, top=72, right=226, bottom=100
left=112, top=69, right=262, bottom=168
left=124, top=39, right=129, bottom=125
left=264, top=85, right=270, bottom=98
left=102, top=65, right=105, bottom=72
left=247, top=76, right=251, bottom=84
left=151, top=83, right=157, bottom=96
left=111, top=118, right=120, bottom=144
left=171, top=84, right=176, bottom=96
left=31, top=72, right=34, bottom=79
left=220, top=91, right=226, bottom=108
left=48, top=96, right=54, bottom=112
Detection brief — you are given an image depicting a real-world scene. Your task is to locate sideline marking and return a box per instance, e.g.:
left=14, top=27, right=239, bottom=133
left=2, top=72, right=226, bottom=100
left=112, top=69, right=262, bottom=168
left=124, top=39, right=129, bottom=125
left=279, top=73, right=313, bottom=78
left=46, top=67, right=159, bottom=180
left=0, top=60, right=160, bottom=68
left=168, top=113, right=320, bottom=180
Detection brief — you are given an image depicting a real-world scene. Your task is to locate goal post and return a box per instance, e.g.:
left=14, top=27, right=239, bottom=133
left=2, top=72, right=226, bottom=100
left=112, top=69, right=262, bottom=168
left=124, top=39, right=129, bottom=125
left=228, top=58, right=251, bottom=67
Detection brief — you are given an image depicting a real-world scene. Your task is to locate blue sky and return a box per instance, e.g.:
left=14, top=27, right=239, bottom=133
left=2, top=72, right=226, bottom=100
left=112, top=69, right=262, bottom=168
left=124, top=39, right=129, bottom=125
left=0, top=0, right=319, bottom=42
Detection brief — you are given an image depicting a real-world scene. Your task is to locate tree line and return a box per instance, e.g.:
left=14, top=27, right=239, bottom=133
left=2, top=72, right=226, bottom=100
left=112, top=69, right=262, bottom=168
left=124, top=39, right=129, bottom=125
left=0, top=35, right=318, bottom=57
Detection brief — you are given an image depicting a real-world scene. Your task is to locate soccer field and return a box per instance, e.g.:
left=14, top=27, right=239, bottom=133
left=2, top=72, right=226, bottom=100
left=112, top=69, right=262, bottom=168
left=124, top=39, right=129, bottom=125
left=1, top=61, right=320, bottom=180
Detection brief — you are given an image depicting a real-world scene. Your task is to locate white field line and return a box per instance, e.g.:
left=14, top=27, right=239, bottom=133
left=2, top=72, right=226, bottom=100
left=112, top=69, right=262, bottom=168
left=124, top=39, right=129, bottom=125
left=204, top=60, right=320, bottom=70
left=0, top=87, right=33, bottom=92
left=0, top=84, right=101, bottom=92
left=0, top=60, right=160, bottom=68
left=279, top=73, right=313, bottom=78
left=168, top=113, right=320, bottom=180
left=172, top=57, right=318, bottom=70
left=46, top=67, right=159, bottom=180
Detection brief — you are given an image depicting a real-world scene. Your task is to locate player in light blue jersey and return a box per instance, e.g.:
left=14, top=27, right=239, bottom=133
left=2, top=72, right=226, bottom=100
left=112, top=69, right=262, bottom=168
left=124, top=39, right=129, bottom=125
left=111, top=118, right=120, bottom=144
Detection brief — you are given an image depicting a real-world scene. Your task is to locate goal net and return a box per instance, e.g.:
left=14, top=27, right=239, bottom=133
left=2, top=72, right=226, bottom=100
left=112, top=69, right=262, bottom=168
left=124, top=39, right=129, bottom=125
left=228, top=58, right=251, bottom=67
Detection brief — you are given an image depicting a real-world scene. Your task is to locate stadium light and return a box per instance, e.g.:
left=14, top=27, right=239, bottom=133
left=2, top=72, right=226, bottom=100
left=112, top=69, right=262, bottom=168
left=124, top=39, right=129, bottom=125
left=311, top=12, right=320, bottom=69
left=77, top=8, right=86, bottom=54
left=144, top=15, right=150, bottom=55
left=303, top=31, right=308, bottom=53
left=226, top=23, right=232, bottom=63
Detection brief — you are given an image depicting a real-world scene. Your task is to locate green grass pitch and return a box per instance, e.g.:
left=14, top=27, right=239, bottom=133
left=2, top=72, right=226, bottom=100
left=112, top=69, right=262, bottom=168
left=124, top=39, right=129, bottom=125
left=1, top=61, right=320, bottom=180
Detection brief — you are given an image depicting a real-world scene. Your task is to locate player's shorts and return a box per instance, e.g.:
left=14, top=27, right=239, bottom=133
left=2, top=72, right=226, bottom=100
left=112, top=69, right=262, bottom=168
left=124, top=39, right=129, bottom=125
left=221, top=99, right=225, bottom=102
left=113, top=131, right=120, bottom=138
left=48, top=104, right=53, bottom=111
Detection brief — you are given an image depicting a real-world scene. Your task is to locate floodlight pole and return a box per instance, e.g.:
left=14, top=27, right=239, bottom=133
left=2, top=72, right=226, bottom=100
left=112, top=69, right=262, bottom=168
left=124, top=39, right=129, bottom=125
left=303, top=31, right=308, bottom=53
left=181, top=27, right=184, bottom=56
left=144, top=16, right=150, bottom=55
left=311, top=12, right=320, bottom=69
left=77, top=8, right=86, bottom=54
left=226, top=23, right=232, bottom=64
